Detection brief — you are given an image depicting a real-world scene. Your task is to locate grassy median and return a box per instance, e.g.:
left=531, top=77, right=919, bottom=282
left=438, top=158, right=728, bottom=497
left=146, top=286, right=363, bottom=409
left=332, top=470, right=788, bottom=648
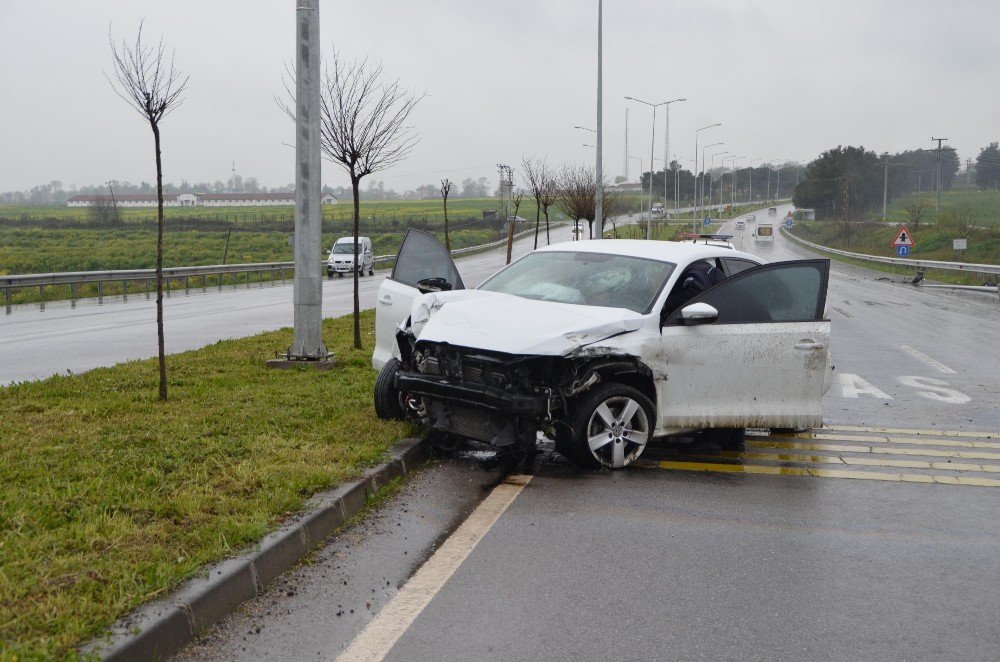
left=0, top=310, right=409, bottom=658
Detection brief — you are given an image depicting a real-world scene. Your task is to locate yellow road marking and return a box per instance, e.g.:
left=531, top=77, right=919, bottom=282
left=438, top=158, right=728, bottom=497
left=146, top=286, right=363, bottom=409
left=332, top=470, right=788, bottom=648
left=335, top=475, right=532, bottom=662
left=751, top=439, right=1000, bottom=462
left=822, top=425, right=996, bottom=440
left=770, top=431, right=1000, bottom=450
left=657, top=460, right=1000, bottom=487
left=705, top=451, right=1000, bottom=474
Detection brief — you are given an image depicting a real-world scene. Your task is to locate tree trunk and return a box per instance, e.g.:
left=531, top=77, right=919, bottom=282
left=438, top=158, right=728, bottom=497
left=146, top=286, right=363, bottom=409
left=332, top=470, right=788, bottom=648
left=533, top=202, right=540, bottom=250
left=443, top=195, right=451, bottom=252
left=505, top=220, right=515, bottom=264
left=544, top=206, right=550, bottom=245
left=152, top=122, right=167, bottom=401
left=352, top=175, right=362, bottom=350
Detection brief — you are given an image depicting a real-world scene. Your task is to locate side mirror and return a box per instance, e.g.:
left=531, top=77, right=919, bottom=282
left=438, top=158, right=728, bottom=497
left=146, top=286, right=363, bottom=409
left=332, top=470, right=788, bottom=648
left=680, top=302, right=719, bottom=326
left=417, top=277, right=453, bottom=294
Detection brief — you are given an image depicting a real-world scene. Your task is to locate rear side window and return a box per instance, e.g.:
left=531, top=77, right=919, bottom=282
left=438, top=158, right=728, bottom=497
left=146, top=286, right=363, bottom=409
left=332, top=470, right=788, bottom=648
left=722, top=258, right=759, bottom=276
left=666, top=260, right=829, bottom=325
left=391, top=229, right=465, bottom=290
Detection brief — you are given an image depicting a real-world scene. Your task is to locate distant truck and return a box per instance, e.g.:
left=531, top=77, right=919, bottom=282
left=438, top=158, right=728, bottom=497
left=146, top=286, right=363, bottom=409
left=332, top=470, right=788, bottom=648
left=755, top=223, right=774, bottom=244
left=768, top=207, right=777, bottom=217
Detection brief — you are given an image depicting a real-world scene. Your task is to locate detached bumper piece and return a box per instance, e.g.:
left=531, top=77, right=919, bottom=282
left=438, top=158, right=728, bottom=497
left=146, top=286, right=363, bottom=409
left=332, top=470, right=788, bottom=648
left=395, top=372, right=551, bottom=417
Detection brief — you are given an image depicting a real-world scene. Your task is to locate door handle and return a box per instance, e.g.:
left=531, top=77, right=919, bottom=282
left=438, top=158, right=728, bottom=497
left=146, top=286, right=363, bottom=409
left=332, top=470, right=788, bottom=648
left=378, top=294, right=392, bottom=305
left=795, top=340, right=824, bottom=350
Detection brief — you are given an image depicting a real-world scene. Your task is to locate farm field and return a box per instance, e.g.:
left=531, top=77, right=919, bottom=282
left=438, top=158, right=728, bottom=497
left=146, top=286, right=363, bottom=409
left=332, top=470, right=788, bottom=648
left=0, top=197, right=556, bottom=229
left=884, top=188, right=1000, bottom=228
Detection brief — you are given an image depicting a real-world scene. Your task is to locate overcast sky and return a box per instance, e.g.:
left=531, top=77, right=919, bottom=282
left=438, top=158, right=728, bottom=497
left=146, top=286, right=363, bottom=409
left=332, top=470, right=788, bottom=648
left=1, top=0, right=997, bottom=193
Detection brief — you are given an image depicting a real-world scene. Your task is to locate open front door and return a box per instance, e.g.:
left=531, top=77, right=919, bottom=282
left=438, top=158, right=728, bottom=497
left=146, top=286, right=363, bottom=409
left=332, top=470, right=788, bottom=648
left=372, top=229, right=465, bottom=370
left=656, top=260, right=832, bottom=431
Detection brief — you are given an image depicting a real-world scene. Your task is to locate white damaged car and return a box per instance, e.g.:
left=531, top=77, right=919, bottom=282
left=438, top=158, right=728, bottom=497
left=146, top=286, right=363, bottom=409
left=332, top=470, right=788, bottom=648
left=373, top=229, right=833, bottom=469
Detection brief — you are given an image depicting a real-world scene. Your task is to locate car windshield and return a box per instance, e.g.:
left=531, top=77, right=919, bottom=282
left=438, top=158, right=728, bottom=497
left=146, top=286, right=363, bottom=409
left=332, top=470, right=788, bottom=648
left=478, top=251, right=675, bottom=314
left=332, top=243, right=361, bottom=254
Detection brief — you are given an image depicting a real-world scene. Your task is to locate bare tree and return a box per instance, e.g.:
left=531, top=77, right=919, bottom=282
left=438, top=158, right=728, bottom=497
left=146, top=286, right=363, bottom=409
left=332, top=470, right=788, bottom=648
left=440, top=178, right=452, bottom=251
left=557, top=165, right=617, bottom=240
left=107, top=23, right=188, bottom=401
left=539, top=171, right=559, bottom=245
left=88, top=196, right=118, bottom=226
left=902, top=195, right=932, bottom=230
left=522, top=156, right=548, bottom=249
left=283, top=50, right=423, bottom=349
left=506, top=192, right=524, bottom=264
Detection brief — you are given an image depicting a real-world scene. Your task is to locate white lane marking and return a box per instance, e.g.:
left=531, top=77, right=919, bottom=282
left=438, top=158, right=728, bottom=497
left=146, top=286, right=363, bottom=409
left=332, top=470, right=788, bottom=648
left=897, top=376, right=971, bottom=404
left=900, top=345, right=956, bottom=374
left=335, top=474, right=532, bottom=662
left=837, top=373, right=893, bottom=400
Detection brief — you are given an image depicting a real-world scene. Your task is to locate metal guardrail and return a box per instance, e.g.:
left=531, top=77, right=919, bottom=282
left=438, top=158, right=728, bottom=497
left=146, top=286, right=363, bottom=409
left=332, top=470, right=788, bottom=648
left=2, top=226, right=544, bottom=306
left=780, top=227, right=999, bottom=299
left=780, top=228, right=1000, bottom=275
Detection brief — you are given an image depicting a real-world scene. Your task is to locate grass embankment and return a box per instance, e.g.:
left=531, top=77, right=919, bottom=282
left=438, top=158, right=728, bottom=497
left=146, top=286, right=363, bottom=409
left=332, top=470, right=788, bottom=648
left=885, top=189, right=1000, bottom=229
left=0, top=310, right=409, bottom=658
left=788, top=220, right=999, bottom=285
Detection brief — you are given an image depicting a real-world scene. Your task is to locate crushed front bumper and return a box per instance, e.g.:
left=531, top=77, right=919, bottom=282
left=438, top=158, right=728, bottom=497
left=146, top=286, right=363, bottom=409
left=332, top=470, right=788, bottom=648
left=395, top=371, right=553, bottom=417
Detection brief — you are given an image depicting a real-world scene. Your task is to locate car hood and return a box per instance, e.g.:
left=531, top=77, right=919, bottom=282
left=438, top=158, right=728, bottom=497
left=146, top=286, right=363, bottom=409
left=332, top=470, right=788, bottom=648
left=408, top=290, right=644, bottom=356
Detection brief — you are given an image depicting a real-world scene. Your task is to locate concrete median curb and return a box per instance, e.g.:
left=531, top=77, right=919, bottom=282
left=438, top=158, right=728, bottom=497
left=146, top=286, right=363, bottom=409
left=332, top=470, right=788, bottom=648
left=80, top=437, right=430, bottom=661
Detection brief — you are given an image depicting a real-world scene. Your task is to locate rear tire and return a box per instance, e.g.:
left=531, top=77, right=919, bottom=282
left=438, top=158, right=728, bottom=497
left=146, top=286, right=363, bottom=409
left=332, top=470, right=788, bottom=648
left=374, top=358, right=405, bottom=421
left=557, top=383, right=655, bottom=470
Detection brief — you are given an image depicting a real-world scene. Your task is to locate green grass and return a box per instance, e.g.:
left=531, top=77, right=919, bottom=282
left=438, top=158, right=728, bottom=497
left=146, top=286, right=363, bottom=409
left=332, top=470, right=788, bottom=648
left=0, top=310, right=410, bottom=658
left=788, top=220, right=999, bottom=285
left=885, top=189, right=1000, bottom=228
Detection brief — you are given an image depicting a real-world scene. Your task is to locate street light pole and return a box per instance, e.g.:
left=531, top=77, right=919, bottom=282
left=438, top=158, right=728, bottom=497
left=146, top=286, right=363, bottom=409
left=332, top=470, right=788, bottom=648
left=625, top=96, right=672, bottom=239
left=661, top=98, right=686, bottom=219
left=693, top=123, right=721, bottom=233
left=595, top=0, right=604, bottom=238
left=708, top=151, right=727, bottom=219
left=701, top=142, right=723, bottom=223
left=747, top=158, right=760, bottom=205
left=628, top=156, right=643, bottom=226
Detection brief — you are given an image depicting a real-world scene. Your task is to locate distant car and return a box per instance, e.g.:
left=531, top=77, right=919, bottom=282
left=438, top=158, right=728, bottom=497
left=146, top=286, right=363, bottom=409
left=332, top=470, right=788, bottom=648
left=735, top=220, right=746, bottom=230
left=768, top=207, right=778, bottom=217
left=372, top=230, right=833, bottom=469
left=327, top=236, right=375, bottom=278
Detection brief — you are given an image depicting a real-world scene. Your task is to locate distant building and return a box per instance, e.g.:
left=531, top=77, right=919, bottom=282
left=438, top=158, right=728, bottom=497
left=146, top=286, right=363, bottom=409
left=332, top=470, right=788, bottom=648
left=66, top=192, right=337, bottom=208
left=609, top=182, right=643, bottom=193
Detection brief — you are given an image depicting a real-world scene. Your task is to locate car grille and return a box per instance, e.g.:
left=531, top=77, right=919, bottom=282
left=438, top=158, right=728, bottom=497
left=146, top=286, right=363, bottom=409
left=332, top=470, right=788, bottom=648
left=449, top=406, right=493, bottom=442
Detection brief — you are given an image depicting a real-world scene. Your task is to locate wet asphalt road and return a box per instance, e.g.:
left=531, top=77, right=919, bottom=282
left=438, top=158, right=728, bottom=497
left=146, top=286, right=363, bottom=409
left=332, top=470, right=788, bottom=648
left=176, top=207, right=1000, bottom=661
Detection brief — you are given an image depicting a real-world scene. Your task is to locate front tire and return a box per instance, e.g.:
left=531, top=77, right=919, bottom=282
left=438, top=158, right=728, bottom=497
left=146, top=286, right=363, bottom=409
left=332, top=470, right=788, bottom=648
left=558, top=383, right=654, bottom=469
left=374, top=358, right=405, bottom=421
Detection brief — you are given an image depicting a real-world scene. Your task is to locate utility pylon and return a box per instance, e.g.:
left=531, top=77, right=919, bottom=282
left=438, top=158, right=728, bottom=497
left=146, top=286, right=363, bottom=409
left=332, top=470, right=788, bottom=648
left=931, top=136, right=948, bottom=218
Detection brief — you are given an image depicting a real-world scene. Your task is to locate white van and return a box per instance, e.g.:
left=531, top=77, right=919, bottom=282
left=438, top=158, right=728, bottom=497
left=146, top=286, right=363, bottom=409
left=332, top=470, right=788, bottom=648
left=327, top=236, right=375, bottom=278
left=755, top=224, right=774, bottom=244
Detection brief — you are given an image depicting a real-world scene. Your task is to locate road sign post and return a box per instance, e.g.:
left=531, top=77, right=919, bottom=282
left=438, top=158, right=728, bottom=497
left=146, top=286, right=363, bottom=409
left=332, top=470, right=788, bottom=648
left=953, top=238, right=967, bottom=260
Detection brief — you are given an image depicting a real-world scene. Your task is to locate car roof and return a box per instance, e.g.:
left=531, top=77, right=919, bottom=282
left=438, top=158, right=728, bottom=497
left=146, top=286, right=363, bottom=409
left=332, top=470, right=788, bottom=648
left=536, top=239, right=759, bottom=264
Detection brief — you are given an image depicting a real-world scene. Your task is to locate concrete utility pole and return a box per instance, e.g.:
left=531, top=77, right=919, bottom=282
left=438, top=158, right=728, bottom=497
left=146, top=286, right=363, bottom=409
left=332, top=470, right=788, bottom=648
left=931, top=137, right=948, bottom=217
left=594, top=0, right=604, bottom=239
left=288, top=0, right=326, bottom=360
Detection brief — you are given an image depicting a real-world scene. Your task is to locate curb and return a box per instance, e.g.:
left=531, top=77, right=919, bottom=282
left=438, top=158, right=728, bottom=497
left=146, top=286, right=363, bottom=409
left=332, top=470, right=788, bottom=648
left=80, top=438, right=429, bottom=661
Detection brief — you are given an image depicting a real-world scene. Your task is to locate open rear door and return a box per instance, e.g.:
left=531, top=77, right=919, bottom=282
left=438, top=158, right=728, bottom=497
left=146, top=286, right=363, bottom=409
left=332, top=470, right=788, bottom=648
left=372, top=229, right=465, bottom=370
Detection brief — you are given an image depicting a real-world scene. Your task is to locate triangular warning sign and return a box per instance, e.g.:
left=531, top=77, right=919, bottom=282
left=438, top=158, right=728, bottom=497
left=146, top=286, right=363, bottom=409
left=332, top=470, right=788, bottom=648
left=892, top=225, right=915, bottom=248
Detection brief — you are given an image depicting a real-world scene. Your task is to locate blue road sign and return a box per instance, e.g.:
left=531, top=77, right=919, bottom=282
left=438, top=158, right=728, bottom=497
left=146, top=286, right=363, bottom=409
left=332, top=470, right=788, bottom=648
left=897, top=245, right=909, bottom=257
left=703, top=217, right=711, bottom=227
left=786, top=218, right=793, bottom=228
